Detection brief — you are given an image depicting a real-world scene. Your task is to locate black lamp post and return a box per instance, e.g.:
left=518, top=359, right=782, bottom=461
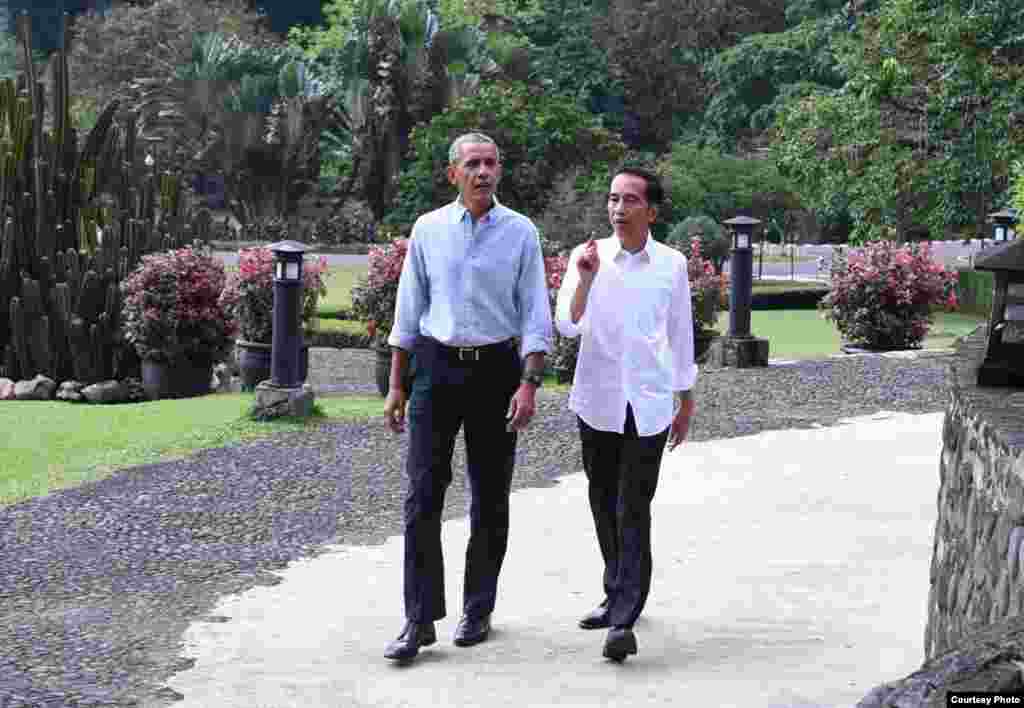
left=724, top=215, right=761, bottom=339
left=268, top=240, right=307, bottom=389
left=989, top=208, right=1018, bottom=242
left=974, top=239, right=1024, bottom=387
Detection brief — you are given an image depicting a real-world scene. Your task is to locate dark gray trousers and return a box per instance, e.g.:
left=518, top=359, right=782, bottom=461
left=577, top=404, right=669, bottom=628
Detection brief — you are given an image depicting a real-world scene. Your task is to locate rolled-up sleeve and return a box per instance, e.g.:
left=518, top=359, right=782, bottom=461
left=667, top=255, right=698, bottom=391
left=386, top=226, right=429, bottom=351
left=555, top=244, right=585, bottom=338
left=517, top=229, right=554, bottom=358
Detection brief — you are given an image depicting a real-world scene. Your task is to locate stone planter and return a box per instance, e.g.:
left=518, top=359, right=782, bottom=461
left=141, top=356, right=214, bottom=401
left=235, top=340, right=310, bottom=391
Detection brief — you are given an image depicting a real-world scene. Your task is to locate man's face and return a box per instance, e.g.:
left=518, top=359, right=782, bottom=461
left=447, top=142, right=501, bottom=213
left=607, top=173, right=656, bottom=238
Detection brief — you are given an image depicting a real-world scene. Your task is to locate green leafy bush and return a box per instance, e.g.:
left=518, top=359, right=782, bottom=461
left=666, top=215, right=730, bottom=274
left=387, top=80, right=627, bottom=231
left=657, top=143, right=798, bottom=230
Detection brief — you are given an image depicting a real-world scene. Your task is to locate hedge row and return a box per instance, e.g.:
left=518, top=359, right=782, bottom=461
left=749, top=288, right=829, bottom=310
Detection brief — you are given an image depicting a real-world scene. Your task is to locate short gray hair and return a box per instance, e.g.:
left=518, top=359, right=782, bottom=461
left=448, top=132, right=500, bottom=165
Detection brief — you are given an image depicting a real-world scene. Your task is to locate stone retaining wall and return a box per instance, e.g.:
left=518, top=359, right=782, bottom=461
left=925, top=328, right=1024, bottom=659
left=858, top=327, right=1024, bottom=706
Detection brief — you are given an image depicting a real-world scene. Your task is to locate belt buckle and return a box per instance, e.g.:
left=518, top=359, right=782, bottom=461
left=457, top=346, right=479, bottom=362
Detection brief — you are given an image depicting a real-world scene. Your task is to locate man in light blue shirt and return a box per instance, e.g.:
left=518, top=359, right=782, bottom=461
left=382, top=132, right=553, bottom=662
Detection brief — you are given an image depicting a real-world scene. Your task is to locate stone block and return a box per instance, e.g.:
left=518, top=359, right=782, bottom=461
left=709, top=336, right=770, bottom=368
left=251, top=382, right=316, bottom=421
left=56, top=381, right=86, bottom=402
left=14, top=375, right=56, bottom=400
left=81, top=381, right=130, bottom=404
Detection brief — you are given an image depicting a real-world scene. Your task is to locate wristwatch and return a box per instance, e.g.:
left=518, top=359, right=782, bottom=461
left=521, top=371, right=544, bottom=388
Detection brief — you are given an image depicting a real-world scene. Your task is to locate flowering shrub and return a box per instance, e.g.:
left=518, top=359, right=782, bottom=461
left=350, top=238, right=409, bottom=347
left=121, top=246, right=236, bottom=363
left=820, top=241, right=959, bottom=349
left=686, top=237, right=729, bottom=335
left=218, top=247, right=329, bottom=343
left=543, top=251, right=580, bottom=380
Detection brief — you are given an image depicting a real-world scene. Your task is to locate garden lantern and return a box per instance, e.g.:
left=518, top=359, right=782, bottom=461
left=974, top=239, right=1024, bottom=387
left=268, top=240, right=307, bottom=389
left=711, top=215, right=769, bottom=368
left=724, top=215, right=761, bottom=338
left=989, top=209, right=1017, bottom=242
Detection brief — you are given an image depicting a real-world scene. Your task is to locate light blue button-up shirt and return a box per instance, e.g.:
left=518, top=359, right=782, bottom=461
left=387, top=197, right=553, bottom=359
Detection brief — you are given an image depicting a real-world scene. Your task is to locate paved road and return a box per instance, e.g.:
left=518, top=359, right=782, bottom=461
left=166, top=408, right=941, bottom=708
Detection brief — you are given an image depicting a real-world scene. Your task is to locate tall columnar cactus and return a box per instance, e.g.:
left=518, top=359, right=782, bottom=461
left=0, top=13, right=212, bottom=384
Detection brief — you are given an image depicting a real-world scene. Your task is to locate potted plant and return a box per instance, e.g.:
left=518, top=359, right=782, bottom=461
left=686, top=236, right=729, bottom=362
left=820, top=240, right=958, bottom=351
left=350, top=237, right=412, bottom=396
left=218, top=246, right=329, bottom=391
left=121, top=245, right=236, bottom=400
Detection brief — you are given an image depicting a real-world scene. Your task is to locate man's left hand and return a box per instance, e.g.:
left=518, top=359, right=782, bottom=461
left=667, top=405, right=694, bottom=452
left=506, top=384, right=537, bottom=432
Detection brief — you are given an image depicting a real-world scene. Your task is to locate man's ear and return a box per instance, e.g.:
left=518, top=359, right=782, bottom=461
left=446, top=164, right=457, bottom=186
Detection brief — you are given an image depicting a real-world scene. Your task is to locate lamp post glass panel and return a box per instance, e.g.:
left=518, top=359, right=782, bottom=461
left=989, top=209, right=1018, bottom=242
left=724, top=215, right=761, bottom=339
left=269, top=240, right=308, bottom=388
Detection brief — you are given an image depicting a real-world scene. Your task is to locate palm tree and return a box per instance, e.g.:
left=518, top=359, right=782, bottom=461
left=314, top=0, right=481, bottom=219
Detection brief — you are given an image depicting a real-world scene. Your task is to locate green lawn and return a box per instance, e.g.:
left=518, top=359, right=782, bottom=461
left=719, top=308, right=986, bottom=360
left=0, top=393, right=381, bottom=509
left=319, top=265, right=364, bottom=317
left=751, top=280, right=825, bottom=294
left=310, top=317, right=367, bottom=335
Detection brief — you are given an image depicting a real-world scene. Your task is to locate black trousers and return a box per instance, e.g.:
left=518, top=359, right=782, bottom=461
left=403, top=337, right=521, bottom=622
left=577, top=404, right=669, bottom=628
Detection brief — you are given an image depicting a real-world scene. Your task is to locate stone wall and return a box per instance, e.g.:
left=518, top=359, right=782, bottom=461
left=858, top=328, right=1024, bottom=706
left=925, top=329, right=1024, bottom=658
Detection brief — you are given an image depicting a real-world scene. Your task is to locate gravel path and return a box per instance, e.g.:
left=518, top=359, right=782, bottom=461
left=0, top=348, right=957, bottom=708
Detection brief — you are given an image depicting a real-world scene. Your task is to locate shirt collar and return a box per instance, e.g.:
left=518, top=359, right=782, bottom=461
left=454, top=194, right=503, bottom=226
left=612, top=232, right=654, bottom=262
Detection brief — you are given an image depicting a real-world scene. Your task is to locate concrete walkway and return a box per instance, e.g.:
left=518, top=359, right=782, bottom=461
left=166, top=411, right=943, bottom=708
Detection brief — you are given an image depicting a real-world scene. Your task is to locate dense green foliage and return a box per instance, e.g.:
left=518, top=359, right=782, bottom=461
left=387, top=81, right=627, bottom=230
left=772, top=0, right=1024, bottom=243
left=657, top=143, right=798, bottom=232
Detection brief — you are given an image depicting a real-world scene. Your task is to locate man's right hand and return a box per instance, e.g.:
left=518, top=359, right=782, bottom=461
left=577, top=238, right=600, bottom=282
left=384, top=388, right=407, bottom=433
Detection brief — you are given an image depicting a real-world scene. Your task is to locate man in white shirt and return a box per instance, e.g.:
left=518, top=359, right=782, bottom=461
left=555, top=166, right=697, bottom=662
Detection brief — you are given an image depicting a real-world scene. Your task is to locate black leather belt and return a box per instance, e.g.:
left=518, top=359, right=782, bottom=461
left=427, top=338, right=515, bottom=362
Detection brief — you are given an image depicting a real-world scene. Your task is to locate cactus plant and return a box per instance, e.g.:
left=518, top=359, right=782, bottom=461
left=0, top=13, right=213, bottom=384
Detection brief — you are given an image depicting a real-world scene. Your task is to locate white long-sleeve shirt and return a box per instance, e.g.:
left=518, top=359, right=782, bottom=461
left=555, top=235, right=698, bottom=436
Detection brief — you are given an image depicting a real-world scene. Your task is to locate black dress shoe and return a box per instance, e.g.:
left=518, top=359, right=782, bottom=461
left=384, top=620, right=436, bottom=661
left=602, top=626, right=638, bottom=662
left=453, top=613, right=491, bottom=647
left=578, top=599, right=610, bottom=630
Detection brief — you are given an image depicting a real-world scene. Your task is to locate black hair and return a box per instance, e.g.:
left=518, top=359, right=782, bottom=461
left=614, top=165, right=664, bottom=206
